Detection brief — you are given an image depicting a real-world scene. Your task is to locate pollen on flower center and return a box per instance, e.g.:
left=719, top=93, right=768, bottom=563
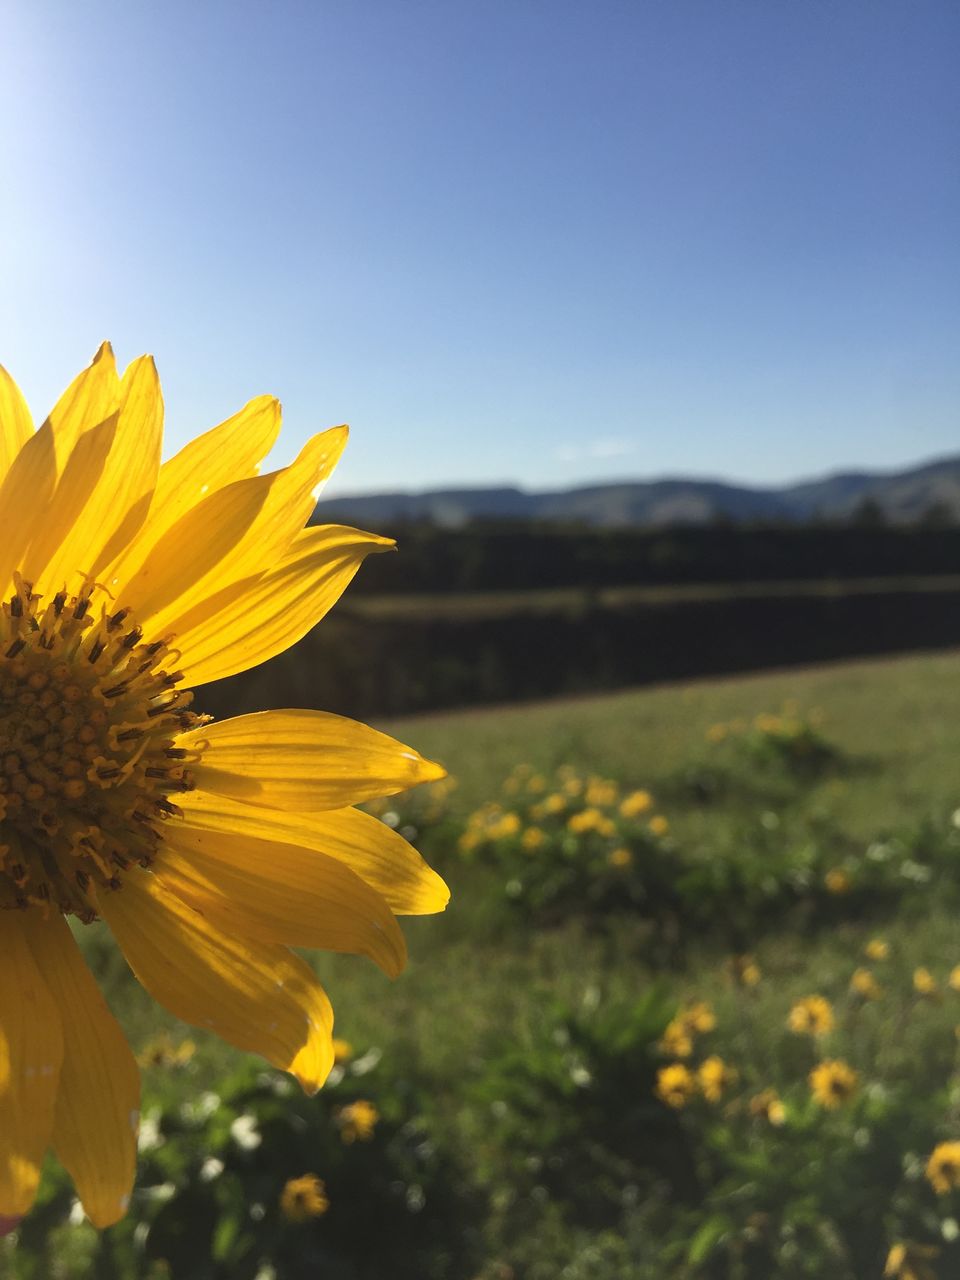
left=0, top=577, right=204, bottom=920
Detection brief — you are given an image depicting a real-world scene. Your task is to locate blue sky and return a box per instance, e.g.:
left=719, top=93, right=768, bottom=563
left=0, top=0, right=957, bottom=496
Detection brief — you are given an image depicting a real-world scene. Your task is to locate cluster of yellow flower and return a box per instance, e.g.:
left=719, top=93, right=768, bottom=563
left=910, top=963, right=960, bottom=999
left=787, top=943, right=960, bottom=1025
left=658, top=1000, right=717, bottom=1058
left=705, top=703, right=825, bottom=744
left=655, top=1001, right=737, bottom=1108
left=276, top=1040, right=380, bottom=1223
left=657, top=988, right=860, bottom=1116
left=656, top=1056, right=737, bottom=1109
left=365, top=775, right=458, bottom=829
left=729, top=942, right=960, bottom=1125
left=459, top=764, right=669, bottom=860
left=459, top=803, right=524, bottom=852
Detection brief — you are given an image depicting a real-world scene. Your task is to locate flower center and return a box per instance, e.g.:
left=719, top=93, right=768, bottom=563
left=0, top=578, right=203, bottom=920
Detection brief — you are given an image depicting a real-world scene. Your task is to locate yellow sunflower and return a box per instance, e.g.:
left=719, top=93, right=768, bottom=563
left=0, top=346, right=448, bottom=1231
left=925, top=1140, right=960, bottom=1195
left=809, top=1059, right=859, bottom=1109
left=655, top=1062, right=697, bottom=1109
left=279, top=1173, right=330, bottom=1222
left=787, top=994, right=835, bottom=1037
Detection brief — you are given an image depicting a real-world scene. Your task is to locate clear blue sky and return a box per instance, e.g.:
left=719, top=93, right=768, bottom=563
left=1, top=0, right=957, bottom=496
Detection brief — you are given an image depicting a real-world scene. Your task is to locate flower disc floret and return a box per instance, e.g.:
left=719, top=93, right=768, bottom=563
left=0, top=579, right=201, bottom=919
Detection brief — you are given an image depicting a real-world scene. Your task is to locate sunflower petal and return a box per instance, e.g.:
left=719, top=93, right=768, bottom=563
left=101, top=394, right=282, bottom=591
left=88, top=356, right=165, bottom=576
left=178, top=791, right=450, bottom=915
left=0, top=365, right=34, bottom=483
left=20, top=911, right=139, bottom=1229
left=0, top=917, right=64, bottom=1217
left=31, top=356, right=163, bottom=595
left=98, top=874, right=334, bottom=1092
left=0, top=413, right=58, bottom=598
left=117, top=426, right=348, bottom=633
left=42, top=342, right=119, bottom=463
left=155, top=821, right=407, bottom=977
left=182, top=709, right=446, bottom=811
left=0, top=347, right=121, bottom=595
left=173, top=525, right=394, bottom=686
left=18, top=416, right=118, bottom=591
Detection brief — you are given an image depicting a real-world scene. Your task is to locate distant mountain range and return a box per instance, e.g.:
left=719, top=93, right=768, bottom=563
left=313, top=453, right=960, bottom=529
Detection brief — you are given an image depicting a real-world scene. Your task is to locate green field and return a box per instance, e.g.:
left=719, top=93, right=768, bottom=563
left=9, top=649, right=960, bottom=1279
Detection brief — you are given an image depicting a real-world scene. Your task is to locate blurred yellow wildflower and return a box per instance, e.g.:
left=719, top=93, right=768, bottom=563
left=136, top=1032, right=196, bottom=1070
left=648, top=815, right=670, bottom=837
left=809, top=1059, right=859, bottom=1109
left=850, top=968, right=882, bottom=1001
left=522, top=827, right=546, bottom=852
left=865, top=938, right=889, bottom=962
left=458, top=830, right=479, bottom=854
left=682, top=1001, right=717, bottom=1034
left=542, top=793, right=567, bottom=816
left=332, top=1038, right=353, bottom=1064
left=824, top=868, right=852, bottom=895
left=494, top=812, right=523, bottom=840
left=749, top=1089, right=786, bottom=1126
left=619, top=789, right=653, bottom=818
left=706, top=723, right=728, bottom=743
left=658, top=1019, right=694, bottom=1059
left=567, top=808, right=616, bottom=837
left=884, top=1241, right=939, bottom=1280
left=585, top=777, right=618, bottom=807
left=280, top=1173, right=329, bottom=1222
left=607, top=846, right=633, bottom=869
left=656, top=1063, right=697, bottom=1109
left=727, top=954, right=761, bottom=987
left=335, top=1099, right=379, bottom=1144
left=562, top=776, right=583, bottom=797
left=788, top=995, right=835, bottom=1037
left=526, top=774, right=546, bottom=794
left=949, top=966, right=960, bottom=993
left=926, top=1141, right=960, bottom=1194
left=464, top=805, right=522, bottom=842
left=698, top=1055, right=736, bottom=1103
left=914, top=967, right=938, bottom=997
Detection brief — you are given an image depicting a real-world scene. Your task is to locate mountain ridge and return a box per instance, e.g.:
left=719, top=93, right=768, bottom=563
left=313, top=452, right=960, bottom=528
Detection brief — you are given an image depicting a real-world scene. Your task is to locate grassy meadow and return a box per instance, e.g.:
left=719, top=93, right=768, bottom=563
left=9, top=649, right=960, bottom=1279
